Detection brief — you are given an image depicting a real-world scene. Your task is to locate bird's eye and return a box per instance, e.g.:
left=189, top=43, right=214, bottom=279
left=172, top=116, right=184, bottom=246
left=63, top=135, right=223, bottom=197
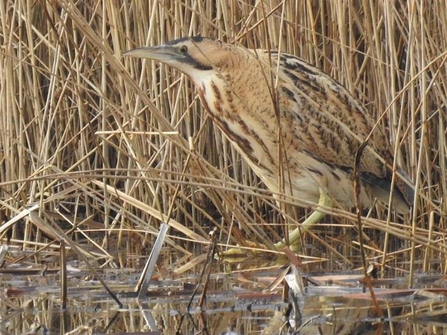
left=180, top=45, right=188, bottom=53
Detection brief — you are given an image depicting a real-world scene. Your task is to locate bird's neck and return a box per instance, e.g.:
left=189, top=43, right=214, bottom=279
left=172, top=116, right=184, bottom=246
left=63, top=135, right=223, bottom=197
left=195, top=58, right=281, bottom=174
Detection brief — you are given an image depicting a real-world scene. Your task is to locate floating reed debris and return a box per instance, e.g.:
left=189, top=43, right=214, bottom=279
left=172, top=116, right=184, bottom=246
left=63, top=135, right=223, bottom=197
left=136, top=222, right=169, bottom=299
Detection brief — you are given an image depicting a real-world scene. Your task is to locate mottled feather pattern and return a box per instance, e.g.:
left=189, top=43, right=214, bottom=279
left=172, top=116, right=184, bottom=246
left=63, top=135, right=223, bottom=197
left=196, top=39, right=410, bottom=211
left=125, top=37, right=413, bottom=213
left=271, top=51, right=388, bottom=173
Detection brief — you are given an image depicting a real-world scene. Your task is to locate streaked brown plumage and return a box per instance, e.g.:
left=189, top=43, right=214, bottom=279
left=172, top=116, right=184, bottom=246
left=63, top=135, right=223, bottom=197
left=124, top=36, right=413, bottom=248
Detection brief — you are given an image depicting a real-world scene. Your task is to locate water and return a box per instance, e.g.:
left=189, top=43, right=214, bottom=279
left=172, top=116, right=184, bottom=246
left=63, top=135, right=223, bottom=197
left=2, top=258, right=447, bottom=334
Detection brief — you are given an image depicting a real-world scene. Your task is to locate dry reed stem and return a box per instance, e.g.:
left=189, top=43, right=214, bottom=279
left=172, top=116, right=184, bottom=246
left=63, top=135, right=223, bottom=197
left=0, top=0, right=445, bottom=278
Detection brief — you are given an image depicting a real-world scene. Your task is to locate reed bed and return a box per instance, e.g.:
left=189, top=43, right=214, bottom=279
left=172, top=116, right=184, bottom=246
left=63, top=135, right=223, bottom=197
left=0, top=0, right=446, bottom=280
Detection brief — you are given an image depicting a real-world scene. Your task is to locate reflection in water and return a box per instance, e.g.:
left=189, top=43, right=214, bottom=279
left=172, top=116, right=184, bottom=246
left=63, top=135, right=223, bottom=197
left=1, top=265, right=447, bottom=334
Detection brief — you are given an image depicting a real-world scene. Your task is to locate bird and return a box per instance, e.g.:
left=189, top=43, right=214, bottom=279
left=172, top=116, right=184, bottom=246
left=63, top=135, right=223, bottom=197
left=123, top=36, right=414, bottom=251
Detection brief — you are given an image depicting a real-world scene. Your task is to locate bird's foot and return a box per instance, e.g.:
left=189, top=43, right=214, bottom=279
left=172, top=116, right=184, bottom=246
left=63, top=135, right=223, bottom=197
left=218, top=239, right=299, bottom=261
left=273, top=239, right=300, bottom=253
left=218, top=240, right=271, bottom=260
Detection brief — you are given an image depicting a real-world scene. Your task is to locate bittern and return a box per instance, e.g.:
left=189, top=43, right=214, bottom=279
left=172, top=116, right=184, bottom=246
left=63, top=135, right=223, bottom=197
left=124, top=36, right=413, bottom=250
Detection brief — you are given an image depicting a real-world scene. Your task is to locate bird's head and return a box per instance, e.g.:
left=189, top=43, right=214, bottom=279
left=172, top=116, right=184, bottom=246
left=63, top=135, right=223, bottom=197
left=123, top=36, right=238, bottom=83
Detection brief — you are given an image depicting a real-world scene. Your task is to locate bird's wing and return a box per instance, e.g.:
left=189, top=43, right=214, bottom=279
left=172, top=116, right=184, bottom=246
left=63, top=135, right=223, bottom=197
left=268, top=51, right=413, bottom=209
left=271, top=52, right=390, bottom=178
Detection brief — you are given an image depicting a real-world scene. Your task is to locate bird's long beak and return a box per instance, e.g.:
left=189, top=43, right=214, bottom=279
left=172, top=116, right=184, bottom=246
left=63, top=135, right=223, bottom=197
left=123, top=46, right=183, bottom=61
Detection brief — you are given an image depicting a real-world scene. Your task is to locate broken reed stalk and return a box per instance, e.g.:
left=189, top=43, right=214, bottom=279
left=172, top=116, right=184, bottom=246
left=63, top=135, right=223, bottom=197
left=0, top=0, right=445, bottom=277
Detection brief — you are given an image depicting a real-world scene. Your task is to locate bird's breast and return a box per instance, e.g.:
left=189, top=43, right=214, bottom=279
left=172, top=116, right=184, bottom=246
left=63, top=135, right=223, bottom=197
left=198, top=74, right=281, bottom=173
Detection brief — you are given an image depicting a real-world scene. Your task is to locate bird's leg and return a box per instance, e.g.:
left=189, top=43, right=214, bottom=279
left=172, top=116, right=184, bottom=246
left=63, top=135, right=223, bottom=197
left=274, top=188, right=333, bottom=251
left=220, top=188, right=332, bottom=259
